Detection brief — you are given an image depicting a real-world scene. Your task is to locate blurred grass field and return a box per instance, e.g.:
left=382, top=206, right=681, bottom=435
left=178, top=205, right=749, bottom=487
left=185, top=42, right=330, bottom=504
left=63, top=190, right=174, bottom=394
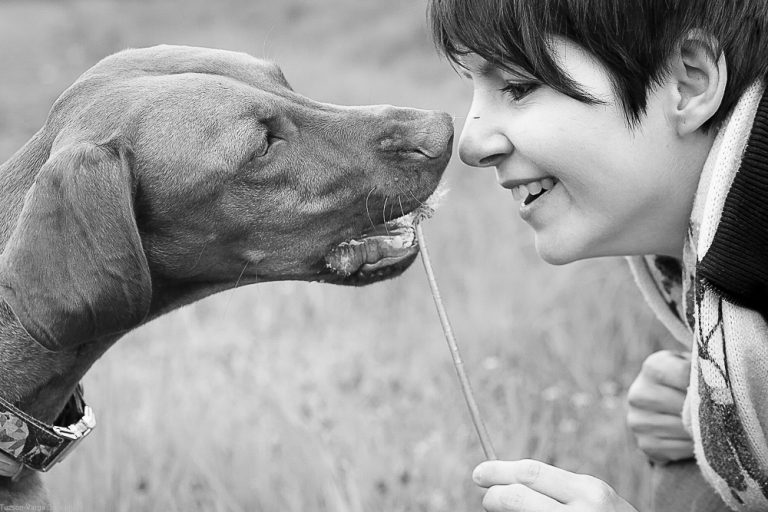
left=0, top=1, right=675, bottom=510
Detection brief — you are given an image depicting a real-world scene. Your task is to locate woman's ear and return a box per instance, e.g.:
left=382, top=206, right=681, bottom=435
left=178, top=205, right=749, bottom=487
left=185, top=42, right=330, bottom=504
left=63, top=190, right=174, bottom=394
left=668, top=31, right=727, bottom=135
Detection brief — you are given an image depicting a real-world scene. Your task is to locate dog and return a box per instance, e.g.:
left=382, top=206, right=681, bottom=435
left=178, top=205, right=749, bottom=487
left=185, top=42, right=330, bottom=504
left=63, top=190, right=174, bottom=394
left=0, top=44, right=452, bottom=506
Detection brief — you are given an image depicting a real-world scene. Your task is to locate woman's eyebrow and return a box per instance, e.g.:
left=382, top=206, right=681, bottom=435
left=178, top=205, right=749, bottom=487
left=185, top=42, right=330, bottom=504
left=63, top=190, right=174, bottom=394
left=456, top=59, right=494, bottom=79
left=497, top=63, right=537, bottom=80
left=457, top=58, right=534, bottom=81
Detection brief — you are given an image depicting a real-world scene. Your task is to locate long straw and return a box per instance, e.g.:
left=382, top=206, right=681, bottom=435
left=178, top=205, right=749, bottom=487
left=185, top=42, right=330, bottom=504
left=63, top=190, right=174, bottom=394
left=415, top=224, right=497, bottom=460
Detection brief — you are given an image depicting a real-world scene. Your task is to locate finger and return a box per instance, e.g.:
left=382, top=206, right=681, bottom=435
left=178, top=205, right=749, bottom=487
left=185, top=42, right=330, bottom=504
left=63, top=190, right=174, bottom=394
left=482, top=484, right=564, bottom=512
left=627, top=380, right=686, bottom=414
left=641, top=350, right=691, bottom=390
left=637, top=438, right=695, bottom=463
left=474, top=459, right=584, bottom=503
left=626, top=411, right=692, bottom=439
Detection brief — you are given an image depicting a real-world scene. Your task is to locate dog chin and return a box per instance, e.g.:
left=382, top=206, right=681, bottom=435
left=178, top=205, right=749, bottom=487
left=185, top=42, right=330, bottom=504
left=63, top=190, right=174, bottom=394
left=319, top=250, right=419, bottom=286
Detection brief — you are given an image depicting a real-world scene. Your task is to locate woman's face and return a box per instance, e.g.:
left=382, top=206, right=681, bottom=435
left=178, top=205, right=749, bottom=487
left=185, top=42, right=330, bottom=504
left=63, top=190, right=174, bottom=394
left=457, top=39, right=714, bottom=264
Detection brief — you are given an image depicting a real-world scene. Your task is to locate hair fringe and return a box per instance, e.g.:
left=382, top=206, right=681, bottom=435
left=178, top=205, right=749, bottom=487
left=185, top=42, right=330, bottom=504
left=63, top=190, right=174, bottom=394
left=427, top=0, right=768, bottom=128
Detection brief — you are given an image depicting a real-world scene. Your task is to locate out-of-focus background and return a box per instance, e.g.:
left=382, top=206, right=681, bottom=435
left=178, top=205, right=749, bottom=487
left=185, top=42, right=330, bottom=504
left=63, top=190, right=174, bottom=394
left=0, top=1, right=674, bottom=510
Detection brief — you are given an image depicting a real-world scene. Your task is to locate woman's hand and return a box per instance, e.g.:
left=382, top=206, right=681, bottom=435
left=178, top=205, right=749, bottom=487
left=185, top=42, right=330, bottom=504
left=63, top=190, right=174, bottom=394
left=626, top=349, right=694, bottom=463
left=473, top=459, right=638, bottom=512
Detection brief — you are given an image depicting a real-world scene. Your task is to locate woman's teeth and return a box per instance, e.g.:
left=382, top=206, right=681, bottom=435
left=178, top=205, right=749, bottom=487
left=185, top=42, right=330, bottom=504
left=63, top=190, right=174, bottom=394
left=511, top=178, right=556, bottom=202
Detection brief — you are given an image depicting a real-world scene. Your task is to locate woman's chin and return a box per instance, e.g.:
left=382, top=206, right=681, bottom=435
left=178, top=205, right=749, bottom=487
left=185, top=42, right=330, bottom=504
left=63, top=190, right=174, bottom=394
left=534, top=236, right=582, bottom=266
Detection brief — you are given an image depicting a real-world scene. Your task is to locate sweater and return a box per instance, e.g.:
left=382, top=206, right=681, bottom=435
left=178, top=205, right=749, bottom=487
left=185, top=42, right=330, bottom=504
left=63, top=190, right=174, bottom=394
left=629, top=81, right=768, bottom=511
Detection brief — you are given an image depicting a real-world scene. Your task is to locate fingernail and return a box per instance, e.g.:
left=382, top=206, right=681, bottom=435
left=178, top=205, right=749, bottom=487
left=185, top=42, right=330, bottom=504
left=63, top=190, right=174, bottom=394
left=472, top=463, right=486, bottom=484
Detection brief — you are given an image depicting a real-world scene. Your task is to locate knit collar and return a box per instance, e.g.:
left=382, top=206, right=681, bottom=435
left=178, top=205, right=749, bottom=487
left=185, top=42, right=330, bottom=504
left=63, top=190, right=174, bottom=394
left=695, top=81, right=768, bottom=318
left=627, top=81, right=767, bottom=345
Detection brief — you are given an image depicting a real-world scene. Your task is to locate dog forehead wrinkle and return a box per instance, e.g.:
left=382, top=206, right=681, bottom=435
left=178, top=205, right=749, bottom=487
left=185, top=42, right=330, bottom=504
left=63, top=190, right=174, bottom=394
left=92, top=45, right=291, bottom=88
left=132, top=107, right=257, bottom=181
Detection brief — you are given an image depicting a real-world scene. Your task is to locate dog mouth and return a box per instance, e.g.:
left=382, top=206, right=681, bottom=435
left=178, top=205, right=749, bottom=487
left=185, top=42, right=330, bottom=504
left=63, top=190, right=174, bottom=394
left=323, top=187, right=446, bottom=282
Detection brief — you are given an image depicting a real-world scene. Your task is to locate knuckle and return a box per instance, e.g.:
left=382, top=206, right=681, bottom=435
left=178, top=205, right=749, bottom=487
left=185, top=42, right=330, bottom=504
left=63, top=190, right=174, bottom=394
left=625, top=409, right=638, bottom=428
left=636, top=436, right=657, bottom=452
left=642, top=349, right=679, bottom=374
left=669, top=448, right=692, bottom=461
left=674, top=351, right=692, bottom=368
left=642, top=350, right=667, bottom=370
left=484, top=485, right=524, bottom=511
left=637, top=441, right=668, bottom=461
left=626, top=387, right=651, bottom=409
left=641, top=359, right=667, bottom=383
left=517, top=459, right=542, bottom=485
left=625, top=411, right=648, bottom=432
left=482, top=490, right=497, bottom=511
left=649, top=452, right=672, bottom=463
left=578, top=475, right=616, bottom=504
left=482, top=489, right=495, bottom=511
left=626, top=377, right=642, bottom=399
left=501, top=484, right=527, bottom=510
left=626, top=385, right=643, bottom=406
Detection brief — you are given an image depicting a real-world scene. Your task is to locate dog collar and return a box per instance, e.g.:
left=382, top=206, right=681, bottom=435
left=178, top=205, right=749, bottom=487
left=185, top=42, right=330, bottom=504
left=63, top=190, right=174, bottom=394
left=0, top=384, right=95, bottom=473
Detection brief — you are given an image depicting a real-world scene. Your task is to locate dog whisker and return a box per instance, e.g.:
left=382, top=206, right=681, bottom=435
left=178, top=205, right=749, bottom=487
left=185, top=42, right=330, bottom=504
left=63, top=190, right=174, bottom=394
left=188, top=239, right=209, bottom=273
left=382, top=195, right=390, bottom=235
left=222, top=261, right=250, bottom=322
left=391, top=180, right=426, bottom=209
left=365, top=186, right=377, bottom=231
left=405, top=188, right=426, bottom=208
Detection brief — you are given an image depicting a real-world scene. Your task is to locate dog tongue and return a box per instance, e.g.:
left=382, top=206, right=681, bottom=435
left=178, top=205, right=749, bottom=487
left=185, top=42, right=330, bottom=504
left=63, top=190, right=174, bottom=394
left=325, top=226, right=417, bottom=276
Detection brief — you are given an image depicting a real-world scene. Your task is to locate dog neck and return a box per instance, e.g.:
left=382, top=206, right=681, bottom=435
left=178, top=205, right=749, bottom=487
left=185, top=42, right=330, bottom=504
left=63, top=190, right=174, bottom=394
left=0, top=300, right=113, bottom=424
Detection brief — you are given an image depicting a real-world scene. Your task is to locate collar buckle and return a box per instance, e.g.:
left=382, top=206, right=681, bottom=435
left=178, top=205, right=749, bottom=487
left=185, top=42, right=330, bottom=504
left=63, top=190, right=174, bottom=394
left=0, top=384, right=96, bottom=473
left=43, top=405, right=96, bottom=471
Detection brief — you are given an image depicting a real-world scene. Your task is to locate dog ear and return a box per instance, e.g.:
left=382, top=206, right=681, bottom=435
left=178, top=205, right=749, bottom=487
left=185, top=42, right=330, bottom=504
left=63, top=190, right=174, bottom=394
left=0, top=142, right=152, bottom=351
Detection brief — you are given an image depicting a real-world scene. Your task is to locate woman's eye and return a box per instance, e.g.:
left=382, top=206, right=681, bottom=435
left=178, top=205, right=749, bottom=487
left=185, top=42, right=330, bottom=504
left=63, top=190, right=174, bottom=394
left=499, top=82, right=539, bottom=101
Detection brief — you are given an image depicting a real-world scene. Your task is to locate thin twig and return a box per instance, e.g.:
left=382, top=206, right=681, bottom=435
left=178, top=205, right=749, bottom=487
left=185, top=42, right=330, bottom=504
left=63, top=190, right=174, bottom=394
left=415, top=224, right=497, bottom=460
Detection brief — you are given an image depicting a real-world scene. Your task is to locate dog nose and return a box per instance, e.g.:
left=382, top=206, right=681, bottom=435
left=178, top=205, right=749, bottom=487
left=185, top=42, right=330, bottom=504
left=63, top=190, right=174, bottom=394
left=413, top=111, right=454, bottom=159
left=378, top=109, right=454, bottom=160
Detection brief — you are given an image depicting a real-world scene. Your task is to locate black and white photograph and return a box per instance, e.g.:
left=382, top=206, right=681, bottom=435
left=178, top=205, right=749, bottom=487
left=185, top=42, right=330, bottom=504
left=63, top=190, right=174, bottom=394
left=0, top=1, right=766, bottom=511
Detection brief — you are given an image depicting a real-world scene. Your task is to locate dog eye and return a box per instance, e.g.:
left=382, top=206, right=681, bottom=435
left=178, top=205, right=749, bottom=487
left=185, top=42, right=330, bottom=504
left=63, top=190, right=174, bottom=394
left=253, top=136, right=270, bottom=158
left=248, top=134, right=278, bottom=162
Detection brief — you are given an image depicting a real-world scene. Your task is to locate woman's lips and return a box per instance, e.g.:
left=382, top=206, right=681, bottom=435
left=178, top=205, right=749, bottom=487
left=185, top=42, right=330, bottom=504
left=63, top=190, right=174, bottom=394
left=519, top=179, right=559, bottom=222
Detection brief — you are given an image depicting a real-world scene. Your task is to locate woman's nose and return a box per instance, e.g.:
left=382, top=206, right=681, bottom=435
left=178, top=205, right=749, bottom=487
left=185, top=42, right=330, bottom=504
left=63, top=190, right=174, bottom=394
left=458, top=113, right=514, bottom=168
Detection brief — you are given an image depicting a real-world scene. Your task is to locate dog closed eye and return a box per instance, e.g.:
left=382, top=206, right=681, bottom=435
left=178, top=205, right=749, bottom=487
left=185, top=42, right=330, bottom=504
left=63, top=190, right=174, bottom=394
left=246, top=131, right=283, bottom=163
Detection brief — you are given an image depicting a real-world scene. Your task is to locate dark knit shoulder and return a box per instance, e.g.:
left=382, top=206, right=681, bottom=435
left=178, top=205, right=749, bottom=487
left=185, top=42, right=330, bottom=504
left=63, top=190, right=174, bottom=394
left=699, top=87, right=768, bottom=318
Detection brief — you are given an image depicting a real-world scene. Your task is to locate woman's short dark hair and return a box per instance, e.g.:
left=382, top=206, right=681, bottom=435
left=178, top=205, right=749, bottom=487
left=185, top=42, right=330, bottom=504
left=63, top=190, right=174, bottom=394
left=428, top=0, right=768, bottom=129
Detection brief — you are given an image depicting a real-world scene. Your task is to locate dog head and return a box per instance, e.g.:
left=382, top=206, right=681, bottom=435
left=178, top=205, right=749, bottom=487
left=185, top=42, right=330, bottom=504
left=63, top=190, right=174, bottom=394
left=0, top=45, right=452, bottom=351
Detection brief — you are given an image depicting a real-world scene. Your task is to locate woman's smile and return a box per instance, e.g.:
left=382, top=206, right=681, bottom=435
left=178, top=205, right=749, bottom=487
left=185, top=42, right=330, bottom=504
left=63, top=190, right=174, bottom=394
left=517, top=178, right=560, bottom=222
